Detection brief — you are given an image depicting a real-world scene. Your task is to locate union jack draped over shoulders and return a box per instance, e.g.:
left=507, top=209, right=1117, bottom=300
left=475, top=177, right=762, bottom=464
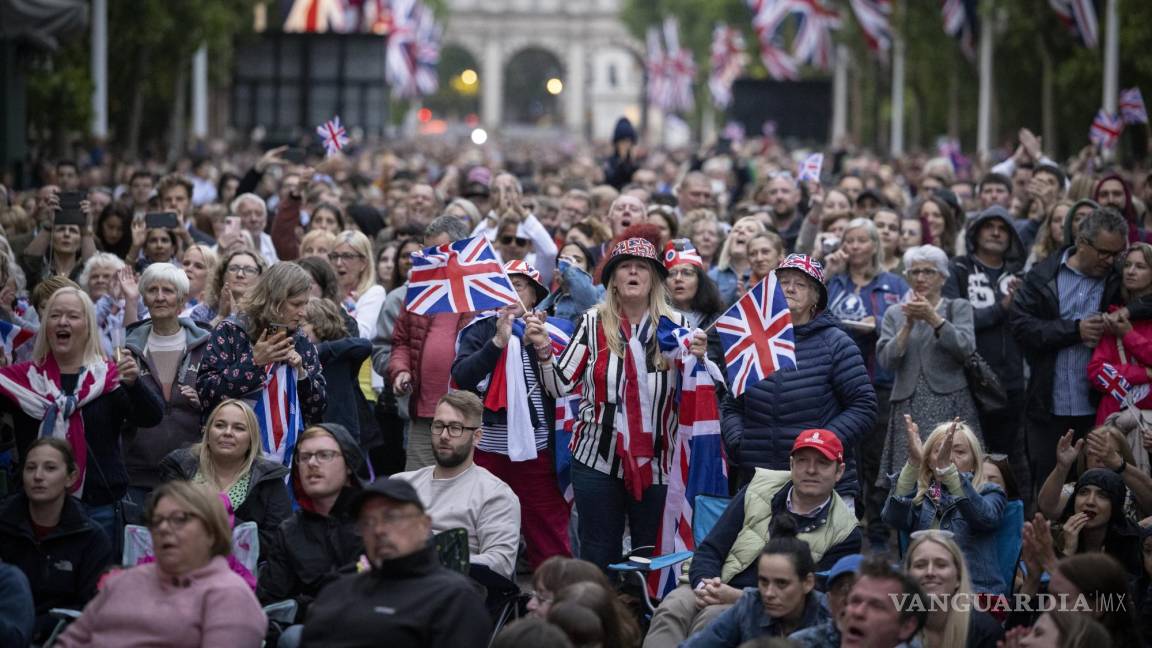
left=405, top=236, right=520, bottom=315
left=715, top=272, right=797, bottom=398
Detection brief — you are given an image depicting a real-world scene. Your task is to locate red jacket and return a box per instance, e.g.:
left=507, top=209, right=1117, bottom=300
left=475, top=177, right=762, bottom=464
left=386, top=309, right=472, bottom=418
left=1087, top=308, right=1152, bottom=424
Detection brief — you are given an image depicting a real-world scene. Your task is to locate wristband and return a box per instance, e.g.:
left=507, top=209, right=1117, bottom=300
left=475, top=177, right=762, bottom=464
left=1114, top=457, right=1127, bottom=474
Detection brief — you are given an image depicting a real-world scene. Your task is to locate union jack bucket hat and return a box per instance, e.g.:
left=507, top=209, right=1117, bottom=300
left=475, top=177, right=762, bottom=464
left=775, top=254, right=828, bottom=311
left=503, top=259, right=549, bottom=305
left=602, top=237, right=668, bottom=284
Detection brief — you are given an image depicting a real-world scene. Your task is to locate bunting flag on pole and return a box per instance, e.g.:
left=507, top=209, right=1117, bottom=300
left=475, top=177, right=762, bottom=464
left=1049, top=0, right=1098, bottom=48
left=649, top=317, right=728, bottom=599
left=405, top=236, right=520, bottom=315
left=646, top=26, right=670, bottom=111
left=283, top=0, right=346, bottom=33
left=746, top=0, right=800, bottom=80
left=716, top=271, right=797, bottom=398
left=848, top=0, right=893, bottom=52
left=709, top=24, right=747, bottom=109
left=385, top=0, right=441, bottom=99
left=1089, top=109, right=1124, bottom=149
left=790, top=0, right=842, bottom=70
left=940, top=0, right=979, bottom=61
left=797, top=153, right=824, bottom=182
left=663, top=18, right=696, bottom=114
left=315, top=115, right=349, bottom=158
left=254, top=363, right=303, bottom=469
left=1120, top=87, right=1148, bottom=125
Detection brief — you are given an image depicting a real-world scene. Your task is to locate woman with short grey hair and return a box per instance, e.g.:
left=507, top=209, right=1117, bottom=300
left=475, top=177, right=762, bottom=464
left=877, top=244, right=981, bottom=484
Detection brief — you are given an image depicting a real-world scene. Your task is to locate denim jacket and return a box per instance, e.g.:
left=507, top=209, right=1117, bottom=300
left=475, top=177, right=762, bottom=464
left=709, top=266, right=747, bottom=308
left=881, top=468, right=1008, bottom=595
left=539, top=260, right=602, bottom=328
left=681, top=589, right=828, bottom=647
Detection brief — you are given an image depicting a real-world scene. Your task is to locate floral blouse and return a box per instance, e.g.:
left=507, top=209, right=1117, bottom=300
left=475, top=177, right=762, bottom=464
left=195, top=318, right=327, bottom=423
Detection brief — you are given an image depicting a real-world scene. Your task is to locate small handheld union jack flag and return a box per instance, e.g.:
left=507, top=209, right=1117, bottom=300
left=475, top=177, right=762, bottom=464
left=1095, top=363, right=1150, bottom=407
left=405, top=236, right=520, bottom=315
left=1121, top=87, right=1148, bottom=125
left=797, top=153, right=824, bottom=183
left=715, top=271, right=797, bottom=398
left=315, top=115, right=349, bottom=158
left=1089, top=109, right=1124, bottom=150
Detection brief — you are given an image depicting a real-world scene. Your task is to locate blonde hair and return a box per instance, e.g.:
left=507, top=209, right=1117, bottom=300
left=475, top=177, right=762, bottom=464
left=184, top=244, right=219, bottom=277
left=32, top=287, right=106, bottom=365
left=239, top=262, right=313, bottom=339
left=334, top=230, right=377, bottom=296
left=300, top=230, right=336, bottom=257
left=146, top=480, right=232, bottom=558
left=913, top=421, right=987, bottom=504
left=597, top=265, right=676, bottom=368
left=904, top=532, right=972, bottom=648
left=716, top=216, right=767, bottom=271
left=194, top=400, right=261, bottom=491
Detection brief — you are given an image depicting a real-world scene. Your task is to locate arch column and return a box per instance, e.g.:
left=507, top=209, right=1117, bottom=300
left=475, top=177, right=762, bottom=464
left=481, top=39, right=503, bottom=129
left=565, top=41, right=586, bottom=136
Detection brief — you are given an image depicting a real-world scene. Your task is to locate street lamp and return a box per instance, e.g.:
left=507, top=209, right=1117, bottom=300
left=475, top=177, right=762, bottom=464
left=546, top=78, right=563, bottom=95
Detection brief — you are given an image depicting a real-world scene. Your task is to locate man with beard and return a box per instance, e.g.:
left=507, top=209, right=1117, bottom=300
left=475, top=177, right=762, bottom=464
left=764, top=173, right=803, bottom=252
left=393, top=391, right=521, bottom=580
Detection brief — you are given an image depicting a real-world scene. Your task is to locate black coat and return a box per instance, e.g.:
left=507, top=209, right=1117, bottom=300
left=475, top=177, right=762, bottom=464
left=317, top=337, right=371, bottom=443
left=1, top=379, right=165, bottom=506
left=256, top=488, right=363, bottom=621
left=0, top=493, right=113, bottom=638
left=301, top=542, right=491, bottom=648
left=158, top=448, right=291, bottom=549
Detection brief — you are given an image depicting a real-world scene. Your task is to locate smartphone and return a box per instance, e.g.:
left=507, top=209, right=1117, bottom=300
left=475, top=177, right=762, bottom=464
left=265, top=322, right=291, bottom=338
left=144, top=211, right=180, bottom=230
left=57, top=191, right=86, bottom=210
left=283, top=147, right=306, bottom=164
left=224, top=215, right=242, bottom=236
left=821, top=235, right=841, bottom=256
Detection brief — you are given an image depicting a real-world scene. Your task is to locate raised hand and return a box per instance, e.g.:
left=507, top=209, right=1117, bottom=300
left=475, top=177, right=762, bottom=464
left=1061, top=512, right=1089, bottom=555
left=1054, top=429, right=1083, bottom=469
left=117, top=351, right=140, bottom=386
left=904, top=415, right=925, bottom=467
left=933, top=418, right=959, bottom=471
left=493, top=307, right=516, bottom=349
left=252, top=330, right=293, bottom=366
left=119, top=267, right=139, bottom=303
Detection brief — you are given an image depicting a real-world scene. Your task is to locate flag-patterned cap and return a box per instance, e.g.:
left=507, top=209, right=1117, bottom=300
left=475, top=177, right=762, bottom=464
left=663, top=240, right=705, bottom=271
left=504, top=259, right=549, bottom=305
left=602, top=237, right=669, bottom=284
left=792, top=429, right=844, bottom=462
left=775, top=254, right=828, bottom=311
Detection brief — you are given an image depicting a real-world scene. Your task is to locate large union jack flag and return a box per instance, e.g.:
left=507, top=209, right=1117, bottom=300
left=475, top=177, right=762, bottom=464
left=405, top=236, right=519, bottom=315
left=716, top=272, right=797, bottom=398
left=386, top=0, right=441, bottom=99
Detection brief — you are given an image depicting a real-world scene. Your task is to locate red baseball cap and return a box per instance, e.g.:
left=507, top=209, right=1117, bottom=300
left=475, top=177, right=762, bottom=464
left=791, top=429, right=844, bottom=462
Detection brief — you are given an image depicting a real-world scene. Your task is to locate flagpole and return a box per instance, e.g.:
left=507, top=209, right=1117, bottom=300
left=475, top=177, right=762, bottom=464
left=976, top=0, right=994, bottom=159
left=1102, top=0, right=1119, bottom=162
left=890, top=36, right=905, bottom=156
left=832, top=44, right=848, bottom=143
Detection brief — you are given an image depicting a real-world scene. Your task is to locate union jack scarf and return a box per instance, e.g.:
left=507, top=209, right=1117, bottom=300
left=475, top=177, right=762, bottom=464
left=253, top=362, right=303, bottom=470
left=0, top=356, right=120, bottom=497
left=611, top=315, right=658, bottom=501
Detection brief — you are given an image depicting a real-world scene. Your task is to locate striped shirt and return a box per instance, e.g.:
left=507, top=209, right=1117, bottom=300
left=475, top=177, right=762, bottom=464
left=477, top=342, right=550, bottom=454
left=539, top=310, right=685, bottom=481
left=1053, top=248, right=1105, bottom=416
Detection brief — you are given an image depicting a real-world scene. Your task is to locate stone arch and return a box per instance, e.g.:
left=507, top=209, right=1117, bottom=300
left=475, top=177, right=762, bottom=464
left=502, top=46, right=566, bottom=126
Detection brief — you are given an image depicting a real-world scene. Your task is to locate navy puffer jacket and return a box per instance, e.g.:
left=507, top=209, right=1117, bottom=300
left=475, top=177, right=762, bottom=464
left=720, top=312, right=877, bottom=499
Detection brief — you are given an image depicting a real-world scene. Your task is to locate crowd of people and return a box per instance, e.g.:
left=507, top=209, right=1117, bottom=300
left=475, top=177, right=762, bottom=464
left=0, top=120, right=1151, bottom=647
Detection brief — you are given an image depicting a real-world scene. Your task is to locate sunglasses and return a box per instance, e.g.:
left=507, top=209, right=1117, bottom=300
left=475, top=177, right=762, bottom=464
left=500, top=236, right=530, bottom=247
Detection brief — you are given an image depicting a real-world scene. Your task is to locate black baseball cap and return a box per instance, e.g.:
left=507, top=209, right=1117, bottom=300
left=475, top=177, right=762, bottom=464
left=350, top=478, right=425, bottom=517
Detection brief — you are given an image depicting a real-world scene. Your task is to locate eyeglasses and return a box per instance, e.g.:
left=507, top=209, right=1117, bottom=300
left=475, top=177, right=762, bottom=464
left=1079, top=237, right=1126, bottom=262
left=298, top=449, right=342, bottom=465
left=356, top=511, right=423, bottom=534
left=667, top=268, right=696, bottom=280
left=328, top=252, right=365, bottom=263
left=148, top=510, right=198, bottom=531
left=500, top=236, right=530, bottom=247
left=227, top=264, right=260, bottom=276
left=431, top=421, right=481, bottom=437
left=905, top=268, right=939, bottom=278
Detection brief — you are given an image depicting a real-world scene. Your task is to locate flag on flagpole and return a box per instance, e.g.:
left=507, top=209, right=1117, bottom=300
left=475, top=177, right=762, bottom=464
left=385, top=0, right=441, bottom=99
left=315, top=116, right=349, bottom=157
left=709, top=24, right=747, bottom=109
left=797, top=153, right=824, bottom=182
left=715, top=272, right=797, bottom=398
left=1049, top=0, right=1098, bottom=48
left=646, top=26, right=670, bottom=112
left=1120, top=87, right=1149, bottom=125
left=662, top=18, right=696, bottom=114
left=1089, top=109, right=1124, bottom=149
left=254, top=364, right=303, bottom=469
left=746, top=0, right=800, bottom=80
left=940, top=0, right=979, bottom=61
left=650, top=317, right=728, bottom=598
left=848, top=0, right=893, bottom=52
left=790, top=0, right=842, bottom=70
left=405, top=236, right=520, bottom=315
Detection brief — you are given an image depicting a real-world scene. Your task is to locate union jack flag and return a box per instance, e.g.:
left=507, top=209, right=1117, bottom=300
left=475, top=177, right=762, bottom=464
left=746, top=0, right=800, bottom=81
left=797, top=153, right=824, bottom=182
left=1089, top=109, right=1124, bottom=149
left=790, top=0, right=841, bottom=70
left=1049, top=0, right=1098, bottom=48
left=385, top=0, right=441, bottom=99
left=716, top=272, right=797, bottom=398
left=1095, top=363, right=1150, bottom=407
left=848, top=0, right=892, bottom=52
left=555, top=392, right=580, bottom=504
left=405, top=236, right=519, bottom=315
left=650, top=317, right=728, bottom=598
left=941, top=0, right=979, bottom=61
left=646, top=26, right=669, bottom=111
left=663, top=18, right=696, bottom=113
left=709, top=24, right=747, bottom=109
left=0, top=319, right=34, bottom=360
left=315, top=115, right=349, bottom=158
left=254, top=363, right=303, bottom=469
left=1121, top=87, right=1148, bottom=125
